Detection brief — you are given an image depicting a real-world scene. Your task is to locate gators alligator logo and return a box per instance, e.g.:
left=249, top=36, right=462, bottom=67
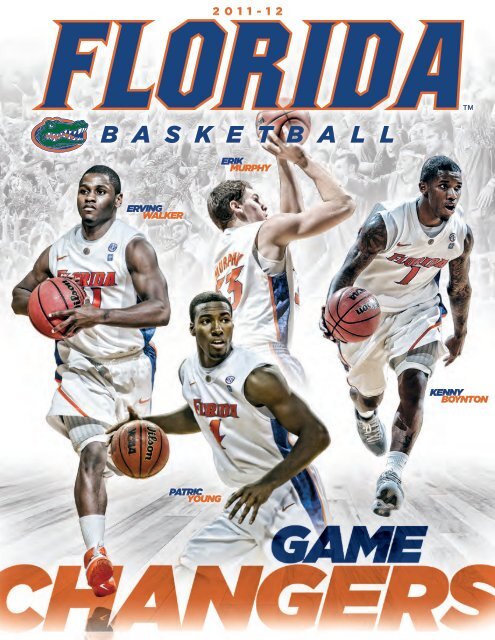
left=31, top=117, right=88, bottom=153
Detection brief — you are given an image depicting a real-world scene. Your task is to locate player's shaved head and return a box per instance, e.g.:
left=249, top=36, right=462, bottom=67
left=82, top=165, right=121, bottom=195
left=189, top=291, right=232, bottom=321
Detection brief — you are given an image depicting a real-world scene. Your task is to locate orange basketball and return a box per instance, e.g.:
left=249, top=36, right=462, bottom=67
left=28, top=277, right=86, bottom=340
left=324, top=287, right=381, bottom=343
left=110, top=420, right=170, bottom=479
left=255, top=109, right=311, bottom=144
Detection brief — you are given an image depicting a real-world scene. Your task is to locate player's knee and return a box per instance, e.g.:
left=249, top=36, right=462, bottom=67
left=398, top=369, right=428, bottom=408
left=79, top=442, right=107, bottom=476
left=350, top=386, right=383, bottom=410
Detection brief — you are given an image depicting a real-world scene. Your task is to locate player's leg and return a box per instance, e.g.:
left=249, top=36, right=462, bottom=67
left=339, top=331, right=390, bottom=456
left=74, top=352, right=154, bottom=595
left=265, top=472, right=328, bottom=566
left=372, top=367, right=429, bottom=517
left=373, top=335, right=443, bottom=516
left=75, top=440, right=108, bottom=516
left=63, top=416, right=116, bottom=596
left=349, top=386, right=383, bottom=413
left=348, top=386, right=387, bottom=454
left=174, top=525, right=258, bottom=625
left=47, top=348, right=134, bottom=597
left=48, top=348, right=154, bottom=597
left=179, top=511, right=261, bottom=571
left=391, top=367, right=429, bottom=454
left=179, top=478, right=324, bottom=574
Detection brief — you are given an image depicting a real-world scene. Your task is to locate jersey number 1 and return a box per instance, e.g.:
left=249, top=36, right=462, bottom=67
left=209, top=419, right=225, bottom=449
left=88, top=287, right=102, bottom=307
left=395, top=266, right=420, bottom=286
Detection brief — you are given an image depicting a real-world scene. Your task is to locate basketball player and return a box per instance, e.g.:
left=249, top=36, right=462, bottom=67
left=11, top=165, right=170, bottom=595
left=208, top=132, right=355, bottom=384
left=322, top=156, right=473, bottom=516
left=122, top=291, right=330, bottom=567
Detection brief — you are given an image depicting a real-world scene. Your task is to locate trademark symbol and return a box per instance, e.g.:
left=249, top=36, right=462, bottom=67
left=463, top=104, right=474, bottom=111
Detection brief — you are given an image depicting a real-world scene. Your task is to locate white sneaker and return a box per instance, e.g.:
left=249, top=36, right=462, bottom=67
left=355, top=409, right=387, bottom=456
left=373, top=470, right=404, bottom=517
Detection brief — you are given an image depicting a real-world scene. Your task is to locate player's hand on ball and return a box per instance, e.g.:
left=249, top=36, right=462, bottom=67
left=107, top=405, right=141, bottom=443
left=262, top=132, right=308, bottom=168
left=444, top=333, right=466, bottom=366
left=319, top=306, right=338, bottom=342
left=49, top=299, right=103, bottom=334
left=225, top=480, right=276, bottom=525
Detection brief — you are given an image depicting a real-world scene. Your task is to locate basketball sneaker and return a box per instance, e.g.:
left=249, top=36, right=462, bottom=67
left=86, top=606, right=113, bottom=632
left=372, top=470, right=404, bottom=517
left=84, top=545, right=116, bottom=597
left=354, top=409, right=387, bottom=456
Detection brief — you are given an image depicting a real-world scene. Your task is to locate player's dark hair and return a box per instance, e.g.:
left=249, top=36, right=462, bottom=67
left=420, top=156, right=461, bottom=183
left=207, top=180, right=252, bottom=230
left=82, top=165, right=121, bottom=195
left=189, top=291, right=233, bottom=322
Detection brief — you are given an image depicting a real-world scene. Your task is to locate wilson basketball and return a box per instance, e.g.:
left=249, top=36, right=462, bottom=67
left=28, top=277, right=87, bottom=340
left=324, top=287, right=381, bottom=343
left=110, top=420, right=170, bottom=479
left=256, top=109, right=311, bottom=143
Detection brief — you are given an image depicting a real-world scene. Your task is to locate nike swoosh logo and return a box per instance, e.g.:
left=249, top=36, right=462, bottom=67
left=396, top=243, right=411, bottom=247
left=96, top=583, right=114, bottom=595
left=57, top=255, right=68, bottom=261
left=138, top=397, right=151, bottom=404
left=282, top=502, right=295, bottom=512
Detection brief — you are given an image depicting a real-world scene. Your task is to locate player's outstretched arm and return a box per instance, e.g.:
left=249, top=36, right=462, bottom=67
left=263, top=132, right=304, bottom=214
left=141, top=405, right=200, bottom=435
left=326, top=211, right=387, bottom=300
left=11, top=246, right=52, bottom=315
left=50, top=237, right=170, bottom=334
left=109, top=404, right=200, bottom=437
left=444, top=226, right=474, bottom=366
left=225, top=365, right=330, bottom=525
left=258, top=134, right=355, bottom=250
left=277, top=157, right=304, bottom=214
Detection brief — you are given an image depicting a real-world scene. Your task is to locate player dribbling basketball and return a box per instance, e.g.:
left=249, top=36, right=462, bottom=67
left=120, top=291, right=330, bottom=568
left=11, top=165, right=170, bottom=595
left=322, top=156, right=473, bottom=516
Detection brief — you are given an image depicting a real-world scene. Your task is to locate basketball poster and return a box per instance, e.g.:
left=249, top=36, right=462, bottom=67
left=1, top=0, right=495, bottom=637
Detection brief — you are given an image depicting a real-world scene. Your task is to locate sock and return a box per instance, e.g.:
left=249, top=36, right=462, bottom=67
left=385, top=451, right=409, bottom=478
left=358, top=409, right=374, bottom=419
left=79, top=515, right=106, bottom=550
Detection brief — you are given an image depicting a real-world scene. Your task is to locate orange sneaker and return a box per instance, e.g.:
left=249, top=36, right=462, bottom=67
left=84, top=546, right=116, bottom=597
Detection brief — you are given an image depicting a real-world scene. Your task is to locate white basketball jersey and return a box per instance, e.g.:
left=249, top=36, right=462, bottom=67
left=48, top=219, right=153, bottom=358
left=181, top=346, right=327, bottom=534
left=356, top=200, right=467, bottom=312
left=213, top=222, right=297, bottom=348
left=183, top=346, right=312, bottom=489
